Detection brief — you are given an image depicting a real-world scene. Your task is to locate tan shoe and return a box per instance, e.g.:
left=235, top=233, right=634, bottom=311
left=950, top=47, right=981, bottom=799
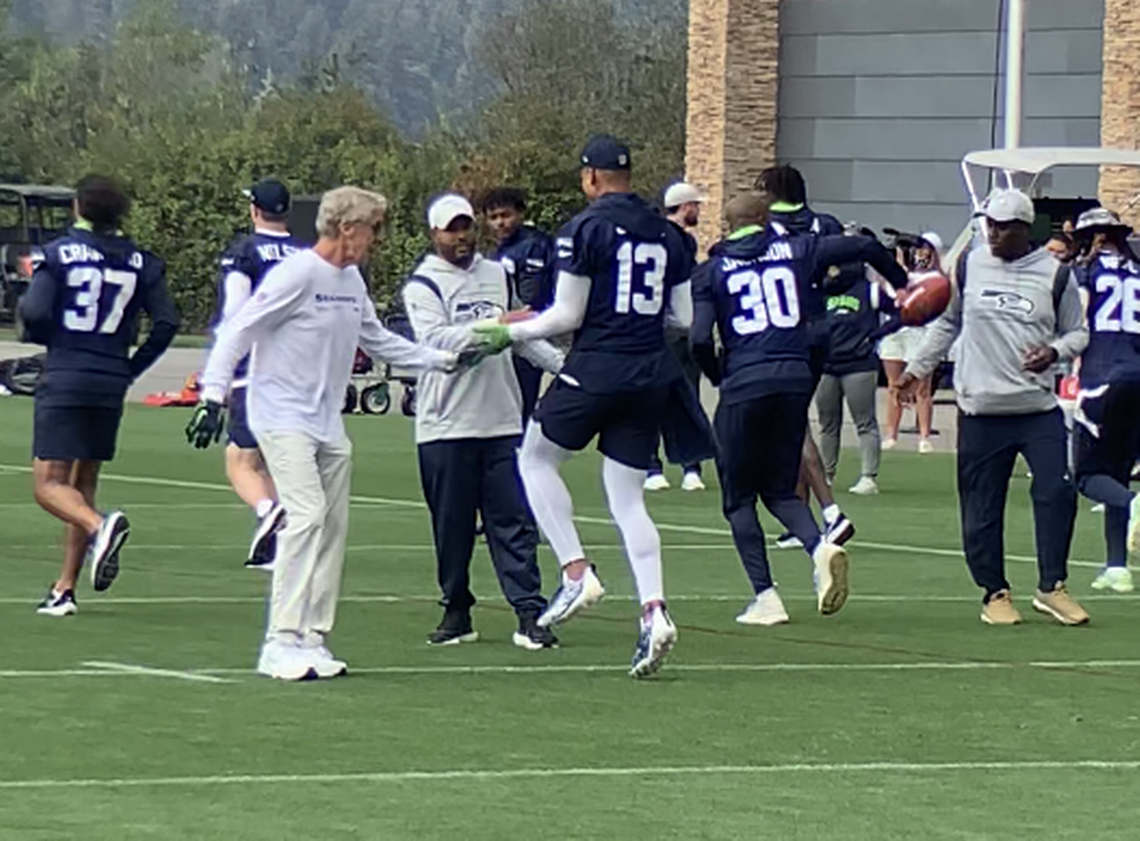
left=1033, top=584, right=1090, bottom=626
left=981, top=590, right=1022, bottom=625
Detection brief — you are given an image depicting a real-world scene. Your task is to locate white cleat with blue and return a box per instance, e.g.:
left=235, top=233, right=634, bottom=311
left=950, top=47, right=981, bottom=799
left=537, top=564, right=605, bottom=628
left=630, top=604, right=677, bottom=678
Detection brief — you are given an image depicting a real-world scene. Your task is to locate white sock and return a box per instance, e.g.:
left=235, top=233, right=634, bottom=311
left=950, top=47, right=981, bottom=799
left=256, top=498, right=275, bottom=518
left=517, top=422, right=585, bottom=566
left=602, top=456, right=663, bottom=605
left=822, top=503, right=840, bottom=525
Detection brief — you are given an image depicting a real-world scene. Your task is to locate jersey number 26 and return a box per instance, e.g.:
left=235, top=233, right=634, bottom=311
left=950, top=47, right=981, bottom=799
left=727, top=266, right=800, bottom=335
left=65, top=267, right=138, bottom=334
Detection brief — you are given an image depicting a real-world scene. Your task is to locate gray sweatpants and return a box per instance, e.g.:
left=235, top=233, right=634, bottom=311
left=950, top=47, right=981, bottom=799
left=815, top=370, right=881, bottom=481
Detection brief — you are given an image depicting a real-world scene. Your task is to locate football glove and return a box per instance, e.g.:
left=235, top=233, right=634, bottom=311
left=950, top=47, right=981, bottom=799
left=186, top=400, right=226, bottom=449
left=471, top=323, right=513, bottom=355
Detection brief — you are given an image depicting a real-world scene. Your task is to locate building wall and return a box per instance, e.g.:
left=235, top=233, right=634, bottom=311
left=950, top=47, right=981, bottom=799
left=776, top=0, right=1105, bottom=242
left=1099, top=0, right=1140, bottom=226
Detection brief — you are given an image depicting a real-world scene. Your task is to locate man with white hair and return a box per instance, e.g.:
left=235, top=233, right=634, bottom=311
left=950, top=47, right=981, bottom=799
left=188, top=186, right=465, bottom=680
left=898, top=188, right=1089, bottom=626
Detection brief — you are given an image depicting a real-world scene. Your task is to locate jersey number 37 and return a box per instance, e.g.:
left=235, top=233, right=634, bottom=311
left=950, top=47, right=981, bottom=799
left=64, top=266, right=138, bottom=334
left=727, top=266, right=800, bottom=335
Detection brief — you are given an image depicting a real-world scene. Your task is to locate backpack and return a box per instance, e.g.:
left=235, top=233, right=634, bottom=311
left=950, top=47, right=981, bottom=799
left=0, top=353, right=46, bottom=396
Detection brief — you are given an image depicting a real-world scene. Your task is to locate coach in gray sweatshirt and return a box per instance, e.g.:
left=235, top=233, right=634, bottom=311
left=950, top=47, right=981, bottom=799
left=405, top=194, right=564, bottom=650
left=899, top=189, right=1089, bottom=627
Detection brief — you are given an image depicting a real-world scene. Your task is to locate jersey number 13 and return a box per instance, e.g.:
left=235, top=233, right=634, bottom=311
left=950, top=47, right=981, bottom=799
left=615, top=242, right=668, bottom=315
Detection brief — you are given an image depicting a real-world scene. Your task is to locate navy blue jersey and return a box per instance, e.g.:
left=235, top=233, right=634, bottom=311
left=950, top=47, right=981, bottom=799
left=492, top=224, right=555, bottom=310
left=692, top=229, right=906, bottom=404
left=213, top=231, right=302, bottom=379
left=824, top=276, right=894, bottom=376
left=1080, top=251, right=1140, bottom=386
left=555, top=192, right=694, bottom=392
left=18, top=225, right=179, bottom=408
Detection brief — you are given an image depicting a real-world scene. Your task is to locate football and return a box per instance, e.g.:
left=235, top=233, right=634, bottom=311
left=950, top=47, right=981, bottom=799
left=899, top=271, right=952, bottom=327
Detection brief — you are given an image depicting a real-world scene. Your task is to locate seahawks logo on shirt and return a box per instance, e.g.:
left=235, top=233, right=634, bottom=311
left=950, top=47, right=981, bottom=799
left=980, top=289, right=1034, bottom=315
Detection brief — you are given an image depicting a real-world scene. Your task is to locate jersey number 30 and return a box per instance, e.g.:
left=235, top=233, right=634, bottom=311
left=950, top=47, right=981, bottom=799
left=615, top=242, right=668, bottom=315
left=727, top=266, right=800, bottom=335
left=65, top=267, right=138, bottom=334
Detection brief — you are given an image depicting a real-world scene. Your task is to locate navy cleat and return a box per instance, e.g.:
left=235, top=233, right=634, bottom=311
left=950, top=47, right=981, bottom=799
left=36, top=587, right=77, bottom=617
left=246, top=502, right=285, bottom=570
left=629, top=604, right=677, bottom=678
left=89, top=511, right=130, bottom=593
left=513, top=611, right=559, bottom=650
left=537, top=564, right=605, bottom=628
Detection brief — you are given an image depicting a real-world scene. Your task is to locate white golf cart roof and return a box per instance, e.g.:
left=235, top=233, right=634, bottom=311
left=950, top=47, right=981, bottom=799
left=949, top=147, right=1140, bottom=262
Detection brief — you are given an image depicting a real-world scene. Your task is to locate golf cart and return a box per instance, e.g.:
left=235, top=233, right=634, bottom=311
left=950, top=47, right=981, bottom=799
left=956, top=147, right=1140, bottom=260
left=0, top=184, right=75, bottom=321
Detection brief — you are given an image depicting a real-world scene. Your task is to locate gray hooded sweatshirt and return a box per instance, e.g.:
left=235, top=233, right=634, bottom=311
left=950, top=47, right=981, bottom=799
left=906, top=245, right=1088, bottom=416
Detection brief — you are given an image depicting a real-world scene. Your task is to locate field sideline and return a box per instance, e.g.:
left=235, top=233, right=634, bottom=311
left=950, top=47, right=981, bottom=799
left=1, top=399, right=1138, bottom=840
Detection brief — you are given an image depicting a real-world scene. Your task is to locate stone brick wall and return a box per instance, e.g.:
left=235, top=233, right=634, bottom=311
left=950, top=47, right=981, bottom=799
left=685, top=0, right=781, bottom=253
left=1099, top=0, right=1140, bottom=225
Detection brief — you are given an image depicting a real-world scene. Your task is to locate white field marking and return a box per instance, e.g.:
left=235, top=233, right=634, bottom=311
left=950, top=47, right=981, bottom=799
left=0, top=462, right=1104, bottom=569
left=0, top=760, right=1138, bottom=790
left=81, top=661, right=234, bottom=684
left=1, top=592, right=1137, bottom=607
left=4, top=543, right=739, bottom=553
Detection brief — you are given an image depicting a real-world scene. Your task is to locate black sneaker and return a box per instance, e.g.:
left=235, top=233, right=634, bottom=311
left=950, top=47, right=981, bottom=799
left=513, top=612, right=559, bottom=650
left=427, top=612, right=479, bottom=646
left=824, top=513, right=855, bottom=546
left=36, top=587, right=77, bottom=617
left=774, top=532, right=803, bottom=549
left=246, top=502, right=285, bottom=569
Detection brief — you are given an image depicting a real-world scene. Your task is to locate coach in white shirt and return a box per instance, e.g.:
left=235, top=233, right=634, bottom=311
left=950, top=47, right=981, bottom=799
left=191, top=186, right=462, bottom=681
left=405, top=194, right=563, bottom=649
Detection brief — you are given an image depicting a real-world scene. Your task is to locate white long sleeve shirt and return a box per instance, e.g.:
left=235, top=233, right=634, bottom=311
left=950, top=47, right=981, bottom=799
left=202, top=249, right=454, bottom=443
left=404, top=253, right=563, bottom=444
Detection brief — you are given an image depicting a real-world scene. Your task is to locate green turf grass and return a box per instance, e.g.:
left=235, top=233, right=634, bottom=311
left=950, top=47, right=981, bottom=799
left=0, top=399, right=1138, bottom=839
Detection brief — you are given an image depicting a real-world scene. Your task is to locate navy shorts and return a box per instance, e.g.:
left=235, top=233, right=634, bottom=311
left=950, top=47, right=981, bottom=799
left=1073, top=381, right=1140, bottom=482
left=536, top=376, right=669, bottom=470
left=33, top=402, right=123, bottom=463
left=714, top=392, right=811, bottom=513
left=227, top=387, right=258, bottom=449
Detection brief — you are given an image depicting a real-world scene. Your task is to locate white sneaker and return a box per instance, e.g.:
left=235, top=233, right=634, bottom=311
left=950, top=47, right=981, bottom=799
left=848, top=476, right=879, bottom=496
left=680, top=471, right=706, bottom=492
left=736, top=587, right=789, bottom=626
left=257, top=641, right=318, bottom=681
left=644, top=474, right=670, bottom=491
left=537, top=565, right=606, bottom=628
left=629, top=605, right=677, bottom=678
left=1091, top=566, right=1135, bottom=594
left=301, top=635, right=348, bottom=678
left=89, top=510, right=130, bottom=592
left=1127, top=496, right=1140, bottom=555
left=882, top=437, right=898, bottom=451
left=918, top=439, right=935, bottom=454
left=812, top=542, right=850, bottom=616
left=1091, top=503, right=1107, bottom=514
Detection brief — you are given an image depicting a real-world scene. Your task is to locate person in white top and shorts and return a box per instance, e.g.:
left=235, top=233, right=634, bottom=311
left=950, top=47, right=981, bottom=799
left=881, top=232, right=943, bottom=453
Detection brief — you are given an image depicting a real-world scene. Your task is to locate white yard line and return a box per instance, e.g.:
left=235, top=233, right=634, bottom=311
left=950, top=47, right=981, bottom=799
left=0, top=462, right=1105, bottom=569
left=0, top=760, right=1136, bottom=790
left=81, top=661, right=234, bottom=684
left=2, top=658, right=1139, bottom=682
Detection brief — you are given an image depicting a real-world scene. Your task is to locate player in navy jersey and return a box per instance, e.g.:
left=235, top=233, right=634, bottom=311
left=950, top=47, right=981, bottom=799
left=480, top=187, right=555, bottom=422
left=755, top=165, right=856, bottom=549
left=477, top=135, right=704, bottom=677
left=18, top=175, right=179, bottom=616
left=211, top=179, right=302, bottom=570
left=692, top=194, right=907, bottom=625
left=1071, top=208, right=1140, bottom=594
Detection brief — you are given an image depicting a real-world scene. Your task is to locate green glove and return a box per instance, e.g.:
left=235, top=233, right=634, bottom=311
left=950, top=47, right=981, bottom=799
left=472, top=323, right=513, bottom=355
left=186, top=400, right=226, bottom=449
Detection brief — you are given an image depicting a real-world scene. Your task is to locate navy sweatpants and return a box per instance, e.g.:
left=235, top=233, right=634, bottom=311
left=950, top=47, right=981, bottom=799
left=417, top=436, right=545, bottom=616
left=957, top=409, right=1075, bottom=600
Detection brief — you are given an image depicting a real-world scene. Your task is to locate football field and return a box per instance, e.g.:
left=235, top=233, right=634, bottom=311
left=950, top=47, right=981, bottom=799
left=1, top=399, right=1139, bottom=839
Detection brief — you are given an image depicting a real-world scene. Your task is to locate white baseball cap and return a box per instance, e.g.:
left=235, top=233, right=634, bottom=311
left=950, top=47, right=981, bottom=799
left=427, top=194, right=475, bottom=230
left=663, top=182, right=705, bottom=209
left=919, top=231, right=944, bottom=252
left=979, top=189, right=1035, bottom=225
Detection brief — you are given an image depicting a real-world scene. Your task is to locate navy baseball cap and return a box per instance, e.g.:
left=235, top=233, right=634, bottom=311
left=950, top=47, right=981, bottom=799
left=243, top=179, right=291, bottom=215
left=580, top=135, right=631, bottom=171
